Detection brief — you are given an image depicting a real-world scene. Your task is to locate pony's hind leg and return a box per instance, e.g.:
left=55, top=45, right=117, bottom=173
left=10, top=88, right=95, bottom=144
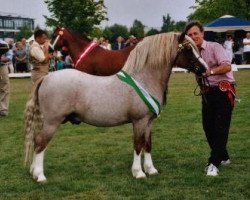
left=131, top=119, right=147, bottom=179
left=30, top=121, right=59, bottom=182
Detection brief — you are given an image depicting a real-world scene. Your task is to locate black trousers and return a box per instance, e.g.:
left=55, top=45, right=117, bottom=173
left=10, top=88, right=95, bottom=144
left=202, top=87, right=234, bottom=167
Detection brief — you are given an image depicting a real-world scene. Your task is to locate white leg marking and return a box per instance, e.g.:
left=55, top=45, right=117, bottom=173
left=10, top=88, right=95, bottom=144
left=31, top=150, right=47, bottom=182
left=144, top=152, right=158, bottom=175
left=131, top=150, right=146, bottom=179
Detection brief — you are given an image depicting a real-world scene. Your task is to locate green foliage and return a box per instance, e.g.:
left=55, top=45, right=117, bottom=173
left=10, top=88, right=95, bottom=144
left=89, top=27, right=103, bottom=39
left=102, top=27, right=113, bottom=40
left=129, top=19, right=145, bottom=38
left=14, top=26, right=33, bottom=41
left=104, top=24, right=129, bottom=43
left=188, top=0, right=250, bottom=24
left=0, top=71, right=249, bottom=199
left=161, top=14, right=175, bottom=32
left=145, top=28, right=160, bottom=36
left=161, top=14, right=186, bottom=33
left=44, top=0, right=107, bottom=34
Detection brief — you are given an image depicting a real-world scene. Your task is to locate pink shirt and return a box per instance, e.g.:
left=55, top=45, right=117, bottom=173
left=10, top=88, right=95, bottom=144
left=200, top=40, right=235, bottom=86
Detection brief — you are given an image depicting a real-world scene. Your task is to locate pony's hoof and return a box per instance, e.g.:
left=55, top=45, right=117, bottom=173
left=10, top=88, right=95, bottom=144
left=144, top=166, right=158, bottom=175
left=132, top=169, right=146, bottom=179
left=37, top=175, right=47, bottom=183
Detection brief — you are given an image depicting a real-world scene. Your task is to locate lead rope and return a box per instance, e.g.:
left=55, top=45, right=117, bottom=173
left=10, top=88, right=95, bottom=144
left=194, top=75, right=210, bottom=104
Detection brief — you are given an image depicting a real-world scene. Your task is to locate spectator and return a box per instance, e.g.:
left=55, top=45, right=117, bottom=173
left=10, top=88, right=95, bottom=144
left=15, top=41, right=28, bottom=72
left=223, top=35, right=234, bottom=63
left=0, top=40, right=13, bottom=117
left=56, top=56, right=64, bottom=70
left=5, top=39, right=15, bottom=73
left=99, top=37, right=111, bottom=50
left=112, top=36, right=126, bottom=50
left=21, top=38, right=31, bottom=71
left=125, top=35, right=138, bottom=47
left=65, top=54, right=74, bottom=68
left=243, top=32, right=250, bottom=64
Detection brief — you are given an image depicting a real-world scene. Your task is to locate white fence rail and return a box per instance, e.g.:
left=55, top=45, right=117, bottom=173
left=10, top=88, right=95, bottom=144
left=8, top=65, right=250, bottom=78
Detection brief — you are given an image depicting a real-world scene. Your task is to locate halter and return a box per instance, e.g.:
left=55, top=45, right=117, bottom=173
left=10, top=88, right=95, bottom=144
left=173, top=39, right=210, bottom=98
left=173, top=40, right=208, bottom=74
left=49, top=28, right=65, bottom=51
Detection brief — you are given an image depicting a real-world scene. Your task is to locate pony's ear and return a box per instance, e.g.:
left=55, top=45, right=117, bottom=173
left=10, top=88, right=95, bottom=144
left=178, top=32, right=186, bottom=43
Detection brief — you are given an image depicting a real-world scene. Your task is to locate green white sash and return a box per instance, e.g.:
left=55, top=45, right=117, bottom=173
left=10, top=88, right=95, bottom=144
left=117, top=70, right=161, bottom=116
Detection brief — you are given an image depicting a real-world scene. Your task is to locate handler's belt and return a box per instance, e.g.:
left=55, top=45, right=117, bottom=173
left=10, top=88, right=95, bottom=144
left=117, top=70, right=161, bottom=116
left=203, top=80, right=236, bottom=107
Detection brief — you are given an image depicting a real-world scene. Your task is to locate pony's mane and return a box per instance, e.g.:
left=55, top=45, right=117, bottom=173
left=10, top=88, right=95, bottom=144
left=123, top=32, right=179, bottom=73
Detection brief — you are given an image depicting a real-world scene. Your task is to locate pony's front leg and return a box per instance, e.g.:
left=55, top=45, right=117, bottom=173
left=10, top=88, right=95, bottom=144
left=131, top=119, right=147, bottom=179
left=132, top=150, right=146, bottom=178
left=30, top=149, right=47, bottom=182
left=143, top=128, right=158, bottom=176
left=144, top=152, right=158, bottom=175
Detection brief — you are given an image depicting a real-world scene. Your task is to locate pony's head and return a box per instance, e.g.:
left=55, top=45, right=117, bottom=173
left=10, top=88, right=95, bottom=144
left=49, top=27, right=67, bottom=51
left=173, top=33, right=207, bottom=76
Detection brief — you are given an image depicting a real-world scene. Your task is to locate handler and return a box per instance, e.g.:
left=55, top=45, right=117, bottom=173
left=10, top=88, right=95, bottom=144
left=29, top=29, right=51, bottom=84
left=184, top=21, right=236, bottom=176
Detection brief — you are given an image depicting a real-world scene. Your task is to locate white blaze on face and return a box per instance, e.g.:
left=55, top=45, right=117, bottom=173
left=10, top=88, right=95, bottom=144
left=185, top=35, right=208, bottom=69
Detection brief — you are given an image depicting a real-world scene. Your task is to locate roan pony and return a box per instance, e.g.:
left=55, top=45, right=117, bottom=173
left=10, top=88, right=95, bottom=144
left=24, top=32, right=207, bottom=182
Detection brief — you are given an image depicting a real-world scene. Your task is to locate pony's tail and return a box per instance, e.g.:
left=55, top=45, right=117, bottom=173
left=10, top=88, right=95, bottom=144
left=23, top=78, right=44, bottom=166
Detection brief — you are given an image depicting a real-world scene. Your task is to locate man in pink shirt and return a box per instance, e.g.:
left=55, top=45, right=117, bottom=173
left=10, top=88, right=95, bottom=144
left=184, top=21, right=236, bottom=176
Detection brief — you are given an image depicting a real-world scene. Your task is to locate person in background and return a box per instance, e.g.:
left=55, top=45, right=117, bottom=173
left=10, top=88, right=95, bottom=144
left=0, top=40, right=13, bottom=117
left=56, top=56, right=64, bottom=70
left=29, top=29, right=52, bottom=84
left=125, top=35, right=138, bottom=47
left=15, top=41, right=28, bottom=72
left=243, top=32, right=250, bottom=64
left=6, top=39, right=14, bottom=73
left=99, top=37, right=112, bottom=50
left=184, top=21, right=236, bottom=177
left=64, top=54, right=74, bottom=68
left=223, top=35, right=234, bottom=63
left=112, top=36, right=126, bottom=50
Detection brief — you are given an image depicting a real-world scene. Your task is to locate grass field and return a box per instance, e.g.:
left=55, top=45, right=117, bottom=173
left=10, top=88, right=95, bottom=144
left=0, top=71, right=249, bottom=200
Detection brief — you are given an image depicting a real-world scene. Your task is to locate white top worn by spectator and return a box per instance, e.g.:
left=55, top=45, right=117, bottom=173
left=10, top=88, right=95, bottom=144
left=224, top=39, right=234, bottom=62
left=243, top=32, right=250, bottom=52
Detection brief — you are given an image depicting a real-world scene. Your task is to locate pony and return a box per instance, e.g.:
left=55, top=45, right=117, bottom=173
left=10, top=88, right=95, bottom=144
left=50, top=27, right=137, bottom=75
left=24, top=32, right=207, bottom=182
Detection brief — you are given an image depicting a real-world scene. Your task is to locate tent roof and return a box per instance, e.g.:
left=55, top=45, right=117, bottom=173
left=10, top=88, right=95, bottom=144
left=204, top=15, right=250, bottom=32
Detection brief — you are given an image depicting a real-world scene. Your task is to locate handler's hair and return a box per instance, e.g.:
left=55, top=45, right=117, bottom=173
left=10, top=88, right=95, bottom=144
left=184, top=21, right=204, bottom=34
left=34, top=29, right=48, bottom=39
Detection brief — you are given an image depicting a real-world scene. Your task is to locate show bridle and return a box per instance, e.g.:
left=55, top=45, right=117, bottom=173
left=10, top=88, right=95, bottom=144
left=173, top=39, right=210, bottom=97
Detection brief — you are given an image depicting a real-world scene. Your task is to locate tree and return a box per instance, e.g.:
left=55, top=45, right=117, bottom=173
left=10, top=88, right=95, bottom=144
left=44, top=0, right=107, bottom=34
left=146, top=28, right=160, bottom=36
left=105, top=24, right=129, bottom=43
left=14, top=26, right=33, bottom=41
left=174, top=21, right=186, bottom=32
left=102, top=27, right=113, bottom=41
left=188, top=0, right=250, bottom=24
left=129, top=20, right=145, bottom=38
left=161, top=14, right=175, bottom=32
